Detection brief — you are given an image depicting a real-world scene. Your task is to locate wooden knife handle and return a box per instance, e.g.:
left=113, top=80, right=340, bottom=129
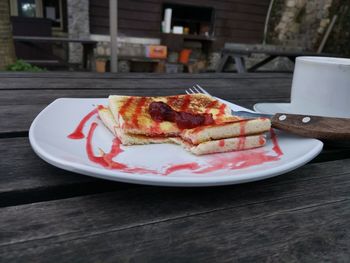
left=271, top=113, right=350, bottom=140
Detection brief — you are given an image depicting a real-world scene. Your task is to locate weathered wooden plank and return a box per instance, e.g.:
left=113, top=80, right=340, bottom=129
left=93, top=17, right=161, bottom=31
left=90, top=0, right=270, bottom=10
left=0, top=80, right=291, bottom=102
left=215, top=20, right=264, bottom=31
left=1, top=127, right=349, bottom=203
left=0, top=159, right=349, bottom=261
left=3, top=200, right=349, bottom=262
left=0, top=104, right=46, bottom=134
left=95, top=27, right=162, bottom=37
left=0, top=77, right=292, bottom=95
left=216, top=9, right=267, bottom=22
left=0, top=99, right=291, bottom=134
left=0, top=75, right=292, bottom=133
left=0, top=76, right=292, bottom=89
left=92, top=8, right=160, bottom=21
left=217, top=29, right=264, bottom=40
left=0, top=72, right=292, bottom=80
left=313, top=145, right=350, bottom=163
left=0, top=76, right=292, bottom=132
left=0, top=72, right=348, bottom=262
left=0, top=138, right=134, bottom=203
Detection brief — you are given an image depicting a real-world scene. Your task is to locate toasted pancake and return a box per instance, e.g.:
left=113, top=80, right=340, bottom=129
left=108, top=94, right=235, bottom=136
left=181, top=118, right=271, bottom=144
left=98, top=106, right=117, bottom=136
left=98, top=106, right=172, bottom=145
left=98, top=94, right=271, bottom=155
left=171, top=135, right=266, bottom=155
left=98, top=106, right=266, bottom=154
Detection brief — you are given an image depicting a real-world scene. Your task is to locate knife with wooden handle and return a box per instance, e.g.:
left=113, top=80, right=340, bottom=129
left=271, top=113, right=350, bottom=140
left=232, top=110, right=350, bottom=140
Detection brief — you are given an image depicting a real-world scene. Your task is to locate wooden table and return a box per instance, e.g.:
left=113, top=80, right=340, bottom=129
left=217, top=43, right=330, bottom=73
left=1, top=72, right=350, bottom=262
left=13, top=36, right=97, bottom=70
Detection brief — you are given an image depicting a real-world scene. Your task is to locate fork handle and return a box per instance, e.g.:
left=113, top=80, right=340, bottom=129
left=271, top=113, right=350, bottom=140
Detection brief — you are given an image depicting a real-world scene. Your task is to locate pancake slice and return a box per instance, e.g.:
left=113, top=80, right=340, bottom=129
left=97, top=106, right=117, bottom=136
left=98, top=106, right=173, bottom=145
left=108, top=94, right=235, bottom=136
left=98, top=94, right=271, bottom=155
left=170, top=135, right=266, bottom=155
left=181, top=118, right=271, bottom=145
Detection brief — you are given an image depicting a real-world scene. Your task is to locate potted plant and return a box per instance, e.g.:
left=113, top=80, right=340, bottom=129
left=95, top=56, right=108, bottom=73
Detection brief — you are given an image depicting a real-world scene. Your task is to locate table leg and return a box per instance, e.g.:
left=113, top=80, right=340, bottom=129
left=233, top=56, right=246, bottom=73
left=216, top=54, right=229, bottom=72
left=248, top=55, right=277, bottom=72
left=83, top=44, right=95, bottom=71
left=287, top=56, right=296, bottom=63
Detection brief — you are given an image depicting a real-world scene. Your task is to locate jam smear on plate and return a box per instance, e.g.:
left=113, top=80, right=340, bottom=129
left=67, top=106, right=283, bottom=175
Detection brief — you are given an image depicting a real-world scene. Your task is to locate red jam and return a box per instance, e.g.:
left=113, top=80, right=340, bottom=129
left=148, top=101, right=214, bottom=129
left=149, top=101, right=176, bottom=122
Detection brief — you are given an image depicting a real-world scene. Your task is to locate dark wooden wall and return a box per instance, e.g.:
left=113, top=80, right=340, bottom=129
left=89, top=0, right=270, bottom=49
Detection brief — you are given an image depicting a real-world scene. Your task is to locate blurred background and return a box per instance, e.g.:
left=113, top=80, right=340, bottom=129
left=0, top=0, right=349, bottom=73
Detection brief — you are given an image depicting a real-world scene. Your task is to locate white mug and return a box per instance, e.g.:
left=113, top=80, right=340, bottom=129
left=290, top=56, right=350, bottom=118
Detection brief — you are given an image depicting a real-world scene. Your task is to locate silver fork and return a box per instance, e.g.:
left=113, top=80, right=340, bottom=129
left=186, top=84, right=272, bottom=118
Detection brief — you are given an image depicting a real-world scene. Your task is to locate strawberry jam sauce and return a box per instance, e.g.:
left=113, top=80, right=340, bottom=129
left=237, top=121, right=246, bottom=150
left=131, top=97, right=147, bottom=128
left=148, top=101, right=214, bottom=129
left=67, top=108, right=98, bottom=139
left=86, top=122, right=127, bottom=169
left=68, top=107, right=283, bottom=175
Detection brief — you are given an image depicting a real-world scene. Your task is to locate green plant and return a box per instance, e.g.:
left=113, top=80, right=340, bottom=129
left=6, top=60, right=46, bottom=72
left=95, top=56, right=109, bottom=61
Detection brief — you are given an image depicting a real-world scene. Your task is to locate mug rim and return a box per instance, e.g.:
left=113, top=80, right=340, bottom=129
left=297, top=56, right=350, bottom=65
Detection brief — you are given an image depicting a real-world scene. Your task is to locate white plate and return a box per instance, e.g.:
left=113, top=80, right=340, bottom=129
left=29, top=98, right=323, bottom=187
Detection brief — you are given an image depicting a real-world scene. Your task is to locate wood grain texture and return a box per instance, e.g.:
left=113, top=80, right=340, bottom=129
left=1, top=72, right=350, bottom=261
left=0, top=80, right=291, bottom=100
left=0, top=132, right=349, bottom=203
left=0, top=159, right=350, bottom=262
left=0, top=73, right=292, bottom=133
left=272, top=113, right=350, bottom=141
left=0, top=78, right=292, bottom=92
left=0, top=72, right=292, bottom=80
left=0, top=138, right=137, bottom=206
left=1, top=99, right=291, bottom=133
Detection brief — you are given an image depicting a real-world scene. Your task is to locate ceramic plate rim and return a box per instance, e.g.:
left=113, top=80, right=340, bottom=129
left=29, top=98, right=324, bottom=187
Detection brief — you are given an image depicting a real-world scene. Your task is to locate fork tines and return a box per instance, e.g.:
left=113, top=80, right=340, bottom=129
left=186, top=84, right=211, bottom=96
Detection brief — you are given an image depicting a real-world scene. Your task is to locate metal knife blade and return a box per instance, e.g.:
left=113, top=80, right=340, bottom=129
left=231, top=110, right=272, bottom=119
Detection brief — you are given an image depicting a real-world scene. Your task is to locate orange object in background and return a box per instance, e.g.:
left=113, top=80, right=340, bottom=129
left=146, top=45, right=167, bottom=59
left=179, top=49, right=192, bottom=64
left=95, top=59, right=107, bottom=73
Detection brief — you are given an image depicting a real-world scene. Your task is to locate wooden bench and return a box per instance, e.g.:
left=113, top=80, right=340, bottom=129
left=13, top=36, right=97, bottom=71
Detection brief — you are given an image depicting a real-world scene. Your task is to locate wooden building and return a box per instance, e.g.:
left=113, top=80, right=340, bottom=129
left=90, top=0, right=270, bottom=49
left=9, top=0, right=271, bottom=70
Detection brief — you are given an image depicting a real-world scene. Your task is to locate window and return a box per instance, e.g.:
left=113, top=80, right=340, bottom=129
left=10, top=0, right=63, bottom=29
left=18, top=0, right=36, bottom=17
left=43, top=0, right=62, bottom=28
left=162, top=3, right=214, bottom=36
